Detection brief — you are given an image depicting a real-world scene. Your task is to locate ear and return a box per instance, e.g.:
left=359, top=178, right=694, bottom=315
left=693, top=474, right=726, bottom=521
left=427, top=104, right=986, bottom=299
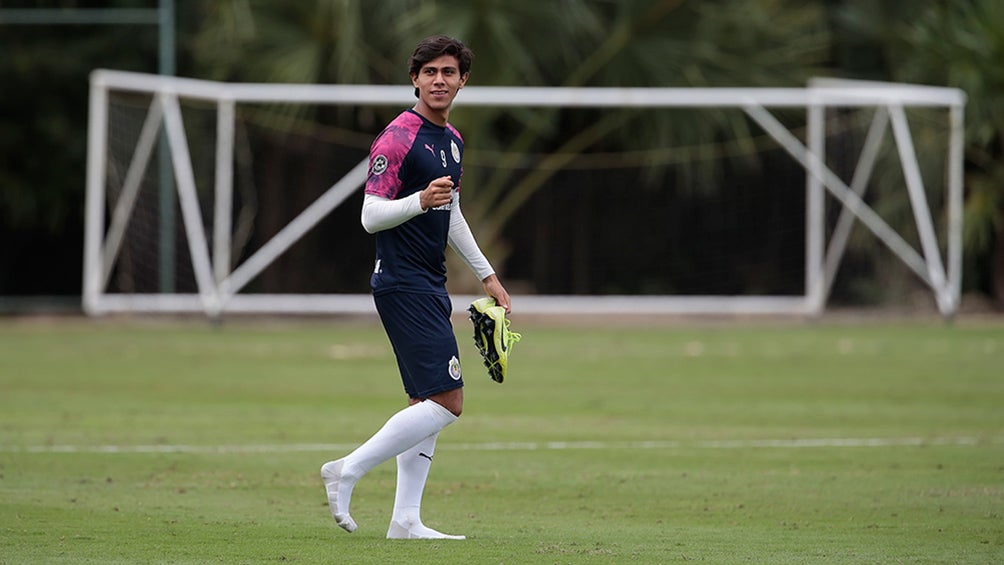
left=410, top=73, right=419, bottom=88
left=458, top=72, right=470, bottom=89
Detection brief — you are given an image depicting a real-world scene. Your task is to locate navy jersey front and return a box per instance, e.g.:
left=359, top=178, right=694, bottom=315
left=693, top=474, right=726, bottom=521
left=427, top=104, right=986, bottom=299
left=364, top=109, right=464, bottom=296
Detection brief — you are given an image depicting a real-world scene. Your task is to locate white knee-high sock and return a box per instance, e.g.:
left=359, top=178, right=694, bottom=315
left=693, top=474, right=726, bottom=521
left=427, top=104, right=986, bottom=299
left=341, top=400, right=456, bottom=486
left=387, top=431, right=465, bottom=539
left=391, top=433, right=438, bottom=524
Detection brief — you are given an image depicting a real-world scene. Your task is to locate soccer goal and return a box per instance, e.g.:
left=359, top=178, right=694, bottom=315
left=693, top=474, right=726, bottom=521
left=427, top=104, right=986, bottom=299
left=83, top=69, right=966, bottom=318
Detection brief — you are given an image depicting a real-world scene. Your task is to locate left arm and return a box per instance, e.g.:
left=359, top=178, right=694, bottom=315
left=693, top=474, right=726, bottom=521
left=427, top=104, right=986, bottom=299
left=448, top=193, right=512, bottom=312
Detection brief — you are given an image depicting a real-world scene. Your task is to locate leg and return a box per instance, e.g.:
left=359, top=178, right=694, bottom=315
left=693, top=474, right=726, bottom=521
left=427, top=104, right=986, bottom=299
left=384, top=389, right=465, bottom=539
left=425, top=387, right=463, bottom=417
left=386, top=432, right=465, bottom=539
left=321, top=398, right=457, bottom=533
left=323, top=292, right=463, bottom=533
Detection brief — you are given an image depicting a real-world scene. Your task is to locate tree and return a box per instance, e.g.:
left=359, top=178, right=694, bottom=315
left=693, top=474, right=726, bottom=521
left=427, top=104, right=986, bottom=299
left=0, top=8, right=163, bottom=296
left=397, top=0, right=833, bottom=292
left=835, top=0, right=1004, bottom=307
left=190, top=0, right=833, bottom=292
left=186, top=0, right=990, bottom=303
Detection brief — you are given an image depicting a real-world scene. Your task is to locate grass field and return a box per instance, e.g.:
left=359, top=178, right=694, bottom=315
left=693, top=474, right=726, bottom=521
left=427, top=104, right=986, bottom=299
left=1, top=315, right=1002, bottom=564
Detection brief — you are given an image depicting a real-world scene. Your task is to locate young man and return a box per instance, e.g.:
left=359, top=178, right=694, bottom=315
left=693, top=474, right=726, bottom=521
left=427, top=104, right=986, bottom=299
left=320, top=35, right=511, bottom=540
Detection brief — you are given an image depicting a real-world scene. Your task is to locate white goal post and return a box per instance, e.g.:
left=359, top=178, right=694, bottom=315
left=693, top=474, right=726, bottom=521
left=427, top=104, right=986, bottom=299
left=83, top=69, right=966, bottom=318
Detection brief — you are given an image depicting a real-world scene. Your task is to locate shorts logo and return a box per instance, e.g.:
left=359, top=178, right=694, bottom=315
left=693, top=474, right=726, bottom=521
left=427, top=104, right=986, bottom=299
left=372, top=155, right=388, bottom=175
left=448, top=356, right=462, bottom=380
left=451, top=140, right=461, bottom=163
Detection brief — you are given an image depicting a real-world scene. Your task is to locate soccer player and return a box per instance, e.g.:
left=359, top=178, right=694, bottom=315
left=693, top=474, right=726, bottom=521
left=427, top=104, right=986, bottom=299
left=320, top=35, right=511, bottom=540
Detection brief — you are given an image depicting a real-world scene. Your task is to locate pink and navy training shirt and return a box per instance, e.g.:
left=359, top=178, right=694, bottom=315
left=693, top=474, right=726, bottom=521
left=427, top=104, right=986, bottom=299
left=364, top=109, right=465, bottom=296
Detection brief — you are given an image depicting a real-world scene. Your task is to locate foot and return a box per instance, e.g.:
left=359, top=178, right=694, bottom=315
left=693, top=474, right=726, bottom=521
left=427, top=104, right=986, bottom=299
left=320, top=459, right=357, bottom=533
left=387, top=518, right=466, bottom=540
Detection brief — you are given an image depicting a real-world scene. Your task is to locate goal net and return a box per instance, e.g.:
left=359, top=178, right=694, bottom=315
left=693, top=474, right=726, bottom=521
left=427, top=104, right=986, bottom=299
left=83, top=70, right=965, bottom=318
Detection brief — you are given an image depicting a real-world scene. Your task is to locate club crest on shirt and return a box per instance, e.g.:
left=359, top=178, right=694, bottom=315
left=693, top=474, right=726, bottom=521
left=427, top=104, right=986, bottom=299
left=448, top=356, right=462, bottom=380
left=372, top=155, right=388, bottom=175
left=451, top=140, right=461, bottom=163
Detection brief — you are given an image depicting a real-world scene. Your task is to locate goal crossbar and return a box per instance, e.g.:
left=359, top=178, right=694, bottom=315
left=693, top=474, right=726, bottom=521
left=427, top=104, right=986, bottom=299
left=88, top=69, right=965, bottom=108
left=83, top=69, right=966, bottom=318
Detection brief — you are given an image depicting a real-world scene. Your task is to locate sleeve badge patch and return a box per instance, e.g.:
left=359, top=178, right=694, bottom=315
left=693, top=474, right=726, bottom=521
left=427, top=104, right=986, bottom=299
left=371, top=155, right=388, bottom=175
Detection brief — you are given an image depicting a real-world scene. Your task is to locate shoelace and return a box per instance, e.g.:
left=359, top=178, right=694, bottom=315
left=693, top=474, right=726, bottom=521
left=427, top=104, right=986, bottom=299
left=499, top=317, right=522, bottom=352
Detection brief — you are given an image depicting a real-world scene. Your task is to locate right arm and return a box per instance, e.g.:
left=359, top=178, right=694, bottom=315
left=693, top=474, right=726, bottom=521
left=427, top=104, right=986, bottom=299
left=360, top=193, right=424, bottom=234
left=361, top=176, right=454, bottom=234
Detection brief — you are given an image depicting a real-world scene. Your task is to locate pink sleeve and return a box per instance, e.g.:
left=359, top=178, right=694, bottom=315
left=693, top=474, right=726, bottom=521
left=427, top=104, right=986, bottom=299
left=365, top=122, right=418, bottom=199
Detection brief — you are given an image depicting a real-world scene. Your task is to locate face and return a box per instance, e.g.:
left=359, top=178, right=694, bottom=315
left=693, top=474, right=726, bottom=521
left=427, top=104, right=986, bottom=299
left=411, top=53, right=469, bottom=123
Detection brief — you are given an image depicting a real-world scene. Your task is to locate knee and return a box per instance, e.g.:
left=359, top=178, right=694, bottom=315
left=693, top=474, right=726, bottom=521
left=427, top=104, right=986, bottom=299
left=427, top=389, right=463, bottom=418
left=438, top=396, right=462, bottom=418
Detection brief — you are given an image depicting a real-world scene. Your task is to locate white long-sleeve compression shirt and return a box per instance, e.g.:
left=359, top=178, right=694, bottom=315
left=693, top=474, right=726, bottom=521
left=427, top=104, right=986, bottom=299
left=361, top=192, right=495, bottom=281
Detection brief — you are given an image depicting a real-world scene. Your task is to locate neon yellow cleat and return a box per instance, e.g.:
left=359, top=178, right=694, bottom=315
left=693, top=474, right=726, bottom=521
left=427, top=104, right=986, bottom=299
left=468, top=297, right=522, bottom=383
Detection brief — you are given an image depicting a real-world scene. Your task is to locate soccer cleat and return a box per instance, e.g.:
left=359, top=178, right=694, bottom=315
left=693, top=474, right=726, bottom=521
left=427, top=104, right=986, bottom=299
left=468, top=297, right=522, bottom=383
left=320, top=459, right=358, bottom=533
left=387, top=519, right=466, bottom=540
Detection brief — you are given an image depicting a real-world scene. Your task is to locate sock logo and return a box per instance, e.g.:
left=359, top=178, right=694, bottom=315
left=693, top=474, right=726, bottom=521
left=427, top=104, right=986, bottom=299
left=418, top=452, right=433, bottom=461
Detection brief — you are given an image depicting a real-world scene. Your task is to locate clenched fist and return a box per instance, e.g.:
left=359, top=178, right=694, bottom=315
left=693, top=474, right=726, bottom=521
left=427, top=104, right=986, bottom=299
left=420, top=176, right=454, bottom=210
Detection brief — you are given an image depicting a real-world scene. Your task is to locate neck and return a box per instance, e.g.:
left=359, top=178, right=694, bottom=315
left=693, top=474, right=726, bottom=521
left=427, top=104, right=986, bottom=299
left=413, top=103, right=449, bottom=126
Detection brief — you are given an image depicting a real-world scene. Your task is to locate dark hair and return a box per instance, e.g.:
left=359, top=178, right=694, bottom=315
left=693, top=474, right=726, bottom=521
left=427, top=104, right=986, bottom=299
left=409, top=35, right=473, bottom=97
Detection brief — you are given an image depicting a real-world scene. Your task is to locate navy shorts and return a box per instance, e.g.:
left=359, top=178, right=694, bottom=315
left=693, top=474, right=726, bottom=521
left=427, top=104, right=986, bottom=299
left=373, top=291, right=463, bottom=399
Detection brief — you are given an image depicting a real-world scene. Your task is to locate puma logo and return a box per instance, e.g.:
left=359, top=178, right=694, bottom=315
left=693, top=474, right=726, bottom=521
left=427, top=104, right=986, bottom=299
left=418, top=452, right=433, bottom=461
left=424, top=143, right=435, bottom=155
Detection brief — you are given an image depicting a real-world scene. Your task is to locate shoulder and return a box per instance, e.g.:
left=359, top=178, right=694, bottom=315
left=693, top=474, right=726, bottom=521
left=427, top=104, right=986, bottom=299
left=371, top=111, right=425, bottom=154
left=446, top=123, right=464, bottom=144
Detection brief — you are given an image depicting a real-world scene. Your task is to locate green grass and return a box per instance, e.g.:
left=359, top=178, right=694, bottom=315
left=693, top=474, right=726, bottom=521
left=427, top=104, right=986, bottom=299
left=1, top=316, right=1002, bottom=563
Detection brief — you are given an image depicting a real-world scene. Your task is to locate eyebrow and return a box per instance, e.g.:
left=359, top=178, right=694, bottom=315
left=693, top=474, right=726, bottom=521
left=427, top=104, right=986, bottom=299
left=422, top=65, right=458, bottom=72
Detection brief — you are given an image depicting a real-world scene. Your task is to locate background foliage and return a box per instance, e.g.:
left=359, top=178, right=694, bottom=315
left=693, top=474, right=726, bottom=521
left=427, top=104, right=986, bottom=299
left=1, top=0, right=1001, bottom=308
